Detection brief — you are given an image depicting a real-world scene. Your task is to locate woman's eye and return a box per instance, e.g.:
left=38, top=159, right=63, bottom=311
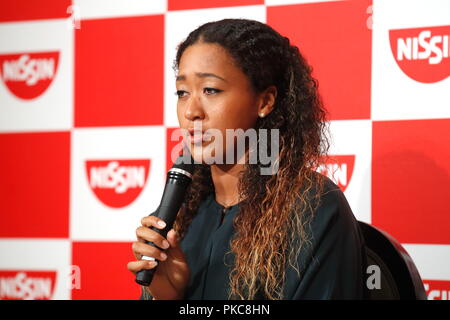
left=204, top=88, right=222, bottom=95
left=175, top=90, right=187, bottom=98
left=175, top=88, right=222, bottom=98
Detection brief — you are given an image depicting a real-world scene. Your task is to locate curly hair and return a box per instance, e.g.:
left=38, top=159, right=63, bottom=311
left=172, top=18, right=329, bottom=300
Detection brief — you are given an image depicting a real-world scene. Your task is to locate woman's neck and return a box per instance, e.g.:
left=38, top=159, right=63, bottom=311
left=210, top=162, right=244, bottom=208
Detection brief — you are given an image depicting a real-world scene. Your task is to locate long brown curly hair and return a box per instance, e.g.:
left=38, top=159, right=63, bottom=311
left=172, top=19, right=329, bottom=300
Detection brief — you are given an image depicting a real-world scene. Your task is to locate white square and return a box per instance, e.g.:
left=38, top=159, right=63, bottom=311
left=73, top=0, right=167, bottom=20
left=70, top=126, right=166, bottom=241
left=403, top=244, right=450, bottom=281
left=371, top=0, right=450, bottom=121
left=0, top=19, right=73, bottom=132
left=164, top=5, right=266, bottom=127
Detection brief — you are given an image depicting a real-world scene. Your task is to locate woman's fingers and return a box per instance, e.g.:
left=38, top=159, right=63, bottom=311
left=127, top=260, right=158, bottom=275
left=141, top=216, right=167, bottom=230
left=132, top=241, right=168, bottom=262
left=135, top=226, right=170, bottom=249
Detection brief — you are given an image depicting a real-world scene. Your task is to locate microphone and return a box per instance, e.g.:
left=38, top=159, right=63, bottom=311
left=135, top=154, right=195, bottom=286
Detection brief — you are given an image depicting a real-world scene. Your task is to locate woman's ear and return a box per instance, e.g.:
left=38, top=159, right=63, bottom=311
left=257, top=85, right=277, bottom=118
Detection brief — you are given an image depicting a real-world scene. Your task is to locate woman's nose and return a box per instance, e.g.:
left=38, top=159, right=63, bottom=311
left=184, top=94, right=204, bottom=121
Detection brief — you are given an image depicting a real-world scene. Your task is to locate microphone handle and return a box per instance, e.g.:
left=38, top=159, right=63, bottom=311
left=135, top=170, right=192, bottom=287
left=135, top=196, right=187, bottom=286
left=135, top=224, right=170, bottom=286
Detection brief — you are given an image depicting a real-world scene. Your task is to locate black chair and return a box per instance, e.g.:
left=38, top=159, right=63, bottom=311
left=358, top=221, right=427, bottom=300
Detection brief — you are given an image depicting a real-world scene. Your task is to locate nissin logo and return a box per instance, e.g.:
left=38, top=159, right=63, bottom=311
left=86, top=159, right=151, bottom=208
left=0, top=51, right=60, bottom=99
left=390, top=25, right=449, bottom=83
left=424, top=280, right=450, bottom=300
left=317, top=155, right=355, bottom=192
left=0, top=271, right=56, bottom=300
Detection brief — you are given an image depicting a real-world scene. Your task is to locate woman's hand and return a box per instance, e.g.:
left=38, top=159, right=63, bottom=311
left=127, top=216, right=190, bottom=300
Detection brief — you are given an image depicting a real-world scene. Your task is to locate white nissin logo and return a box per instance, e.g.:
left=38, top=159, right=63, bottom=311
left=2, top=54, right=55, bottom=86
left=0, top=272, right=52, bottom=300
left=317, top=163, right=349, bottom=187
left=397, top=31, right=449, bottom=64
left=424, top=283, right=450, bottom=300
left=89, top=161, right=146, bottom=194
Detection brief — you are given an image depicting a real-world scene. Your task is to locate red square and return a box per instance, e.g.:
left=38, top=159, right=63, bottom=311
left=71, top=242, right=141, bottom=300
left=267, top=0, right=372, bottom=120
left=0, top=132, right=70, bottom=238
left=168, top=0, right=263, bottom=11
left=75, top=15, right=164, bottom=127
left=372, top=119, right=450, bottom=245
left=0, top=0, right=70, bottom=23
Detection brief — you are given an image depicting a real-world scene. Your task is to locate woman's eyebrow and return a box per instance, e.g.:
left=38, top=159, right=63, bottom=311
left=176, top=72, right=227, bottom=82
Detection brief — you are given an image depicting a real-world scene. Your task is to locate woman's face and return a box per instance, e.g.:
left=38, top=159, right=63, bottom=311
left=176, top=42, right=261, bottom=165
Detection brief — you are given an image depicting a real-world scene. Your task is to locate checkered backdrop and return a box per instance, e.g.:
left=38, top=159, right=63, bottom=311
left=0, top=0, right=449, bottom=300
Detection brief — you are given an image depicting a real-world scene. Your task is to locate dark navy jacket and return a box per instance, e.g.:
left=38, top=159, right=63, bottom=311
left=180, top=177, right=366, bottom=299
left=141, top=176, right=367, bottom=300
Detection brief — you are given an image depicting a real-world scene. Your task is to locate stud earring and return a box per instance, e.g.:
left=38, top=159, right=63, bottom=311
left=259, top=112, right=265, bottom=118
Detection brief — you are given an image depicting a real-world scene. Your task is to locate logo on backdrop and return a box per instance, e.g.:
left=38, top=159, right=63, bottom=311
left=389, top=25, right=449, bottom=83
left=424, top=280, right=450, bottom=300
left=316, top=155, right=355, bottom=192
left=0, top=271, right=56, bottom=300
left=85, top=159, right=151, bottom=208
left=0, top=51, right=60, bottom=100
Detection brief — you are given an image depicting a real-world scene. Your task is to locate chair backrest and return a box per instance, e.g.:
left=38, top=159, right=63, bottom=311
left=358, top=221, right=427, bottom=300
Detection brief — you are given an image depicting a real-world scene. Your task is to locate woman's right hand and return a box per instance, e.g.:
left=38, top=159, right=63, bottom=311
left=127, top=216, right=190, bottom=300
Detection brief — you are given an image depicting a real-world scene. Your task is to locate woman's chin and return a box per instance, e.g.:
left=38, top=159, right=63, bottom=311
left=189, top=146, right=224, bottom=165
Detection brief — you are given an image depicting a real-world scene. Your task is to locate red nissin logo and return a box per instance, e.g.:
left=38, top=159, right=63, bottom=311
left=317, top=155, right=355, bottom=192
left=0, top=51, right=60, bottom=100
left=390, top=25, right=449, bottom=83
left=86, top=159, right=151, bottom=208
left=0, top=271, right=56, bottom=300
left=424, top=280, right=450, bottom=300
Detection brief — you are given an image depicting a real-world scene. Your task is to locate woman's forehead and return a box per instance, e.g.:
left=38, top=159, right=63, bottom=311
left=177, top=44, right=247, bottom=85
left=179, top=42, right=235, bottom=71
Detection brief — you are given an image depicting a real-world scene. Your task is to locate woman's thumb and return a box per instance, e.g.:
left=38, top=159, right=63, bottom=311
left=166, top=229, right=185, bottom=260
left=167, top=229, right=181, bottom=249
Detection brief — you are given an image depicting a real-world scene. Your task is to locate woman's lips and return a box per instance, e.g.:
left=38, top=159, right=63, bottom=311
left=186, top=129, right=211, bottom=145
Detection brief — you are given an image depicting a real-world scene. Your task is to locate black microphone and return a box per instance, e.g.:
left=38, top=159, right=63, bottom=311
left=135, top=154, right=195, bottom=287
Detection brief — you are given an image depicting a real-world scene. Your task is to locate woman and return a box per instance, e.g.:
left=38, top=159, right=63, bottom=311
left=127, top=18, right=367, bottom=300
